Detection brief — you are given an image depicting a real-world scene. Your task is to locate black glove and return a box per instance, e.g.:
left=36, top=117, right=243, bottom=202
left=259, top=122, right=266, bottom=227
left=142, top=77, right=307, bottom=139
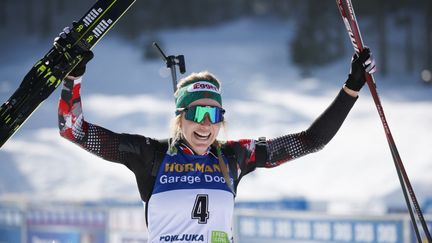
left=345, top=48, right=376, bottom=91
left=68, top=49, right=93, bottom=78
left=54, top=24, right=94, bottom=78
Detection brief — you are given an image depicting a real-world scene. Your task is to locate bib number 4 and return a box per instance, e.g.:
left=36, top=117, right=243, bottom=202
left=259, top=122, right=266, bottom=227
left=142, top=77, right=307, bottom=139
left=192, top=194, right=209, bottom=224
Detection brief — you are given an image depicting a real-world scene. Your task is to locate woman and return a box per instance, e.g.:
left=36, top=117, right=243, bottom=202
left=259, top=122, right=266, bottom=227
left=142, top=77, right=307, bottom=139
left=57, top=28, right=375, bottom=243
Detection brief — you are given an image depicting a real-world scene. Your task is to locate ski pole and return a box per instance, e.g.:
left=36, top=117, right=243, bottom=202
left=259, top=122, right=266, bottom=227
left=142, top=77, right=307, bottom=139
left=336, top=0, right=432, bottom=241
left=153, top=42, right=186, bottom=93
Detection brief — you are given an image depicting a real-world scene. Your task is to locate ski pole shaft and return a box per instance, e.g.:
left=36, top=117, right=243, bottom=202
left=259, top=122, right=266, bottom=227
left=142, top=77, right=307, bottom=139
left=336, top=0, right=432, bottom=241
left=169, top=65, right=178, bottom=93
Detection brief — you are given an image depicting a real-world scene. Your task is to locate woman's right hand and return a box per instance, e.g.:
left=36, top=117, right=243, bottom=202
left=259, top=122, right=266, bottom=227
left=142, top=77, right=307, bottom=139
left=66, top=50, right=93, bottom=80
left=54, top=24, right=94, bottom=80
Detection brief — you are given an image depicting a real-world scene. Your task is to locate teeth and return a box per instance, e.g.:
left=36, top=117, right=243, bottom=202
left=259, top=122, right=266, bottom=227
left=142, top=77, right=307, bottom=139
left=196, top=132, right=209, bottom=137
left=194, top=132, right=210, bottom=140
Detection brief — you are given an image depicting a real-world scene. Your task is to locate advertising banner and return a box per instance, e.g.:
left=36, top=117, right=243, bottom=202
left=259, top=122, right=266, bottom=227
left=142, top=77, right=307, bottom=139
left=0, top=206, right=23, bottom=243
left=234, top=209, right=410, bottom=243
left=26, top=206, right=107, bottom=243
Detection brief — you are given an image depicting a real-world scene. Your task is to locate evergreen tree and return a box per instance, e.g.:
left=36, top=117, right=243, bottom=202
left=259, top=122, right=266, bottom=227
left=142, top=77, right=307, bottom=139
left=291, top=0, right=342, bottom=75
left=41, top=0, right=54, bottom=37
left=0, top=0, right=6, bottom=27
left=426, top=0, right=432, bottom=74
left=25, top=0, right=35, bottom=33
left=376, top=0, right=388, bottom=76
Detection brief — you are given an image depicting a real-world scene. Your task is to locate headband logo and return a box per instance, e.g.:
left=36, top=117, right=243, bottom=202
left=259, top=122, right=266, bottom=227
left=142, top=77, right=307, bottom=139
left=187, top=81, right=220, bottom=94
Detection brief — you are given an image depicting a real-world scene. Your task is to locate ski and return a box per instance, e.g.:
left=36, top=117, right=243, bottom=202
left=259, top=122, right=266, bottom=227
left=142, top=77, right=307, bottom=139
left=0, top=0, right=136, bottom=148
left=336, top=0, right=432, bottom=241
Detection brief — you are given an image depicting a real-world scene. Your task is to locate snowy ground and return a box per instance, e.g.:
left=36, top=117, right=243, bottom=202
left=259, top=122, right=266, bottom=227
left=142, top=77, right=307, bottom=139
left=0, top=17, right=431, bottom=214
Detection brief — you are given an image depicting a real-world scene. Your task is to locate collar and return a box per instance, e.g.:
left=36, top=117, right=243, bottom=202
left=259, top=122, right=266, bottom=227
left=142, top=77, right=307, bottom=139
left=178, top=140, right=217, bottom=158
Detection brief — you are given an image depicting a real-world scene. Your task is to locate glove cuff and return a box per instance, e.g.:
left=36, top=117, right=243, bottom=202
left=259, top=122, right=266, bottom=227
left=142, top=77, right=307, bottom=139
left=344, top=74, right=364, bottom=92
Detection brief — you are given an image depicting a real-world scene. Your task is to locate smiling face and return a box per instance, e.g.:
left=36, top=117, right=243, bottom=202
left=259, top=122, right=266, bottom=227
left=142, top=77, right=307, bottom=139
left=180, top=98, right=222, bottom=155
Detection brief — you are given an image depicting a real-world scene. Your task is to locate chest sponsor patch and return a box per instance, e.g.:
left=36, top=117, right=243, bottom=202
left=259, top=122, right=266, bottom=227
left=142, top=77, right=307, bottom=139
left=153, top=153, right=233, bottom=194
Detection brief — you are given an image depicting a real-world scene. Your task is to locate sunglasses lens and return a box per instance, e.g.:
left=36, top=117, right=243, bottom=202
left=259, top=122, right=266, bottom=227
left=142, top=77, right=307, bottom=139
left=195, top=106, right=208, bottom=123
left=185, top=106, right=224, bottom=124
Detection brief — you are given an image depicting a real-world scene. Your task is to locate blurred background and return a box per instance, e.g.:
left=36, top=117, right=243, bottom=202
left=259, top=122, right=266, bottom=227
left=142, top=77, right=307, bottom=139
left=1, top=0, right=432, bottom=77
left=0, top=0, right=431, bottom=242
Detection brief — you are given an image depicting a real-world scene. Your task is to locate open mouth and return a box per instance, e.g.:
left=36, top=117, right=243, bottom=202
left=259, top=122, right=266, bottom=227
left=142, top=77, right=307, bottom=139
left=194, top=131, right=211, bottom=140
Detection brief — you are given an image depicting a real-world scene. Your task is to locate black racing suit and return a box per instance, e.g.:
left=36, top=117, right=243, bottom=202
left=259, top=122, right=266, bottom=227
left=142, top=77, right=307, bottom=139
left=58, top=78, right=357, bottom=242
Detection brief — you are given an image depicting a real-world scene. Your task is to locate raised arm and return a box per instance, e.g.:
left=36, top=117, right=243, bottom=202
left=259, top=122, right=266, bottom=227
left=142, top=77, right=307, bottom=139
left=58, top=77, right=126, bottom=162
left=55, top=27, right=157, bottom=167
left=228, top=48, right=376, bottom=174
left=265, top=88, right=356, bottom=167
left=225, top=88, right=356, bottom=174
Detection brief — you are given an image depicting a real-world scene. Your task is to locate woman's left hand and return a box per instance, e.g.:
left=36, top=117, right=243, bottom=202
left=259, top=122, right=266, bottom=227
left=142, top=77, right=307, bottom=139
left=344, top=48, right=376, bottom=96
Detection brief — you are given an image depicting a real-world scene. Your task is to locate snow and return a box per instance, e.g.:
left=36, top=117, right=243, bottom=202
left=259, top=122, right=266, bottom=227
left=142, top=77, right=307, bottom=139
left=0, top=17, right=431, bottom=214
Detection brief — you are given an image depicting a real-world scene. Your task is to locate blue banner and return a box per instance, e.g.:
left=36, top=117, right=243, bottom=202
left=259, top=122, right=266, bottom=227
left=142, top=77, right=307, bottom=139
left=235, top=212, right=406, bottom=243
left=0, top=226, right=22, bottom=243
left=27, top=231, right=81, bottom=243
left=0, top=206, right=23, bottom=243
left=27, top=229, right=107, bottom=243
left=26, top=207, right=107, bottom=243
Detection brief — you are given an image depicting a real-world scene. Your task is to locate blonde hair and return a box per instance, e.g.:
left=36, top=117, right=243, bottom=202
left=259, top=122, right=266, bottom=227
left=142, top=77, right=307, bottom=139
left=169, top=115, right=183, bottom=151
left=168, top=71, right=233, bottom=194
